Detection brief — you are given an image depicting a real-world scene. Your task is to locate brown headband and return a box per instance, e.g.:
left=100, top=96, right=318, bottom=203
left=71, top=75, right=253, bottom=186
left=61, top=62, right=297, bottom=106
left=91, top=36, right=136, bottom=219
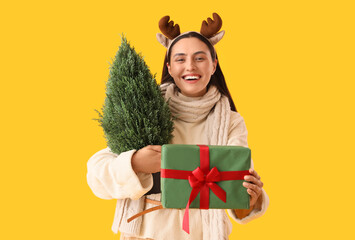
left=156, top=13, right=225, bottom=50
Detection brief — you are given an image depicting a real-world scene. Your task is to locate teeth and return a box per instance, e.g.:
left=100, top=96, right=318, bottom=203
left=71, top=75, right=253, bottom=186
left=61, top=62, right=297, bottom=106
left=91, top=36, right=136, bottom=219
left=184, top=76, right=199, bottom=80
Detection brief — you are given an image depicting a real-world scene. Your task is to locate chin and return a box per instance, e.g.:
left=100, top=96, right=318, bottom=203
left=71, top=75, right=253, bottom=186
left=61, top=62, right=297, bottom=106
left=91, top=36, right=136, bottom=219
left=181, top=88, right=206, bottom=97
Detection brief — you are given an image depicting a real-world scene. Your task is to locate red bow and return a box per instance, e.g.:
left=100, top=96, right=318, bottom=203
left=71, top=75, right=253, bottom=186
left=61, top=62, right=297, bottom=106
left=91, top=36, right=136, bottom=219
left=183, top=166, right=227, bottom=233
left=188, top=166, right=227, bottom=208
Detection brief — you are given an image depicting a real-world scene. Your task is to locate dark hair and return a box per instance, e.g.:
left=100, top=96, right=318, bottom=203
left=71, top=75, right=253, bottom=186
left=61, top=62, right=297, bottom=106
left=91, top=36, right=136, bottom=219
left=161, top=32, right=237, bottom=112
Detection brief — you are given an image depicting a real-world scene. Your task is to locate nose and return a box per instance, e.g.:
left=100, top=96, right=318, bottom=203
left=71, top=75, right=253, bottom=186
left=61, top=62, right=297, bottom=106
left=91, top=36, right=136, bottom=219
left=186, top=59, right=196, bottom=71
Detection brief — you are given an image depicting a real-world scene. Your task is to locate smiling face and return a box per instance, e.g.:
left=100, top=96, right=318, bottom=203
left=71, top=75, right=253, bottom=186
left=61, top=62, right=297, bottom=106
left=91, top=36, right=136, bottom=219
left=167, top=37, right=217, bottom=97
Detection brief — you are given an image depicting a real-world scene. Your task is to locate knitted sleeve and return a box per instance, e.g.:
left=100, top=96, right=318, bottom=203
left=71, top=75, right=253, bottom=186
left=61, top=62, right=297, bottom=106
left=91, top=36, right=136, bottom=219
left=86, top=148, right=153, bottom=200
left=227, top=111, right=249, bottom=148
left=226, top=111, right=269, bottom=223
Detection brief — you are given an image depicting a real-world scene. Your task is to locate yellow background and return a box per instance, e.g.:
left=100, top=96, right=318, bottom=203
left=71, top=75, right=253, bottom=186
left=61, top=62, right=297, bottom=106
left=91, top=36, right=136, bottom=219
left=1, top=0, right=354, bottom=239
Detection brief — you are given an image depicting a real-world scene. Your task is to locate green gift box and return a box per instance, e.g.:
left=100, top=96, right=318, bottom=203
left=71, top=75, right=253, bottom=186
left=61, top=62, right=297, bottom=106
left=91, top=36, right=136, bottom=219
left=161, top=144, right=251, bottom=210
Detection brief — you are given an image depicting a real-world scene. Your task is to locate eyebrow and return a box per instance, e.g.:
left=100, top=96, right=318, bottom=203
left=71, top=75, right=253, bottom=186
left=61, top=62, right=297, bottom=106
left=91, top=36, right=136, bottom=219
left=172, top=51, right=208, bottom=58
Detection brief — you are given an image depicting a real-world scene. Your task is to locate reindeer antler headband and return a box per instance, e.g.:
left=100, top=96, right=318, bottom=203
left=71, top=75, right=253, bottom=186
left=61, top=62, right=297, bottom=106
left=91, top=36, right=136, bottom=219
left=156, top=13, right=225, bottom=52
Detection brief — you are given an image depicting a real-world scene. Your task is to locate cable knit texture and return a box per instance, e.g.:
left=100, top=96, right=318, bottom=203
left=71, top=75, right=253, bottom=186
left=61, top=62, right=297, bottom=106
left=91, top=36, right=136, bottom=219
left=161, top=83, right=230, bottom=146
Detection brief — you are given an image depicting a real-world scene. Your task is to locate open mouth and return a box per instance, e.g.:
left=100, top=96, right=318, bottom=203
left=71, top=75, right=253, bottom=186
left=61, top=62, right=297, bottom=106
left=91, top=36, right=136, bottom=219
left=182, top=75, right=201, bottom=81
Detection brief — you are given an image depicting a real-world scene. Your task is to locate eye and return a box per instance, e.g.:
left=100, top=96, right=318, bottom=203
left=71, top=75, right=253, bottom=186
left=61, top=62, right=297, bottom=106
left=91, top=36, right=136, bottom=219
left=175, top=58, right=185, bottom=62
left=195, top=57, right=205, bottom=61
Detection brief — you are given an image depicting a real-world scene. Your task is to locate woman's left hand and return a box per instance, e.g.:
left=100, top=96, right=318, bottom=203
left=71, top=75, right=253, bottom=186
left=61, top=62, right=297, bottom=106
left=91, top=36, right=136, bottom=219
left=243, top=168, right=264, bottom=207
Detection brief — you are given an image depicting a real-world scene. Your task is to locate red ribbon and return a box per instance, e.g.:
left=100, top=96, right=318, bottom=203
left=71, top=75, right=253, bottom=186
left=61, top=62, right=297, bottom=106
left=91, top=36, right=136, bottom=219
left=161, top=145, right=249, bottom=234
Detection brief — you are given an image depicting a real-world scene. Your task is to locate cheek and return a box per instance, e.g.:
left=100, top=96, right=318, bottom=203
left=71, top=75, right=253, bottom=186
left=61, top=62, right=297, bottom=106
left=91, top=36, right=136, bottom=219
left=169, top=65, right=182, bottom=77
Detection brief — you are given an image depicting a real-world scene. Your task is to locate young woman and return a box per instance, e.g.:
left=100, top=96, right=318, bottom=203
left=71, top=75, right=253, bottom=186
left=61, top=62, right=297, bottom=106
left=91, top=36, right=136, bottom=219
left=87, top=13, right=269, bottom=240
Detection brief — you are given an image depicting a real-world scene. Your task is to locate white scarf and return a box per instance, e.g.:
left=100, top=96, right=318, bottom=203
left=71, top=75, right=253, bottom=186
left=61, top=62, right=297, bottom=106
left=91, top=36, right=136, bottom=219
left=161, top=82, right=231, bottom=145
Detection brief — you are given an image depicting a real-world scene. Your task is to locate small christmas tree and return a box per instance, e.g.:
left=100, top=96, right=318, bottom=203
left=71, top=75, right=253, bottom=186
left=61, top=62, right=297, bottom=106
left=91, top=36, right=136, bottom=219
left=97, top=36, right=174, bottom=155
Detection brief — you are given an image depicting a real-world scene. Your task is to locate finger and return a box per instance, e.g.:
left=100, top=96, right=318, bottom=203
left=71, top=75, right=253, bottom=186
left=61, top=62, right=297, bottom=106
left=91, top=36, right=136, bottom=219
left=244, top=175, right=263, bottom=188
left=243, top=182, right=262, bottom=196
left=249, top=168, right=261, bottom=180
left=247, top=188, right=258, bottom=199
left=247, top=188, right=258, bottom=206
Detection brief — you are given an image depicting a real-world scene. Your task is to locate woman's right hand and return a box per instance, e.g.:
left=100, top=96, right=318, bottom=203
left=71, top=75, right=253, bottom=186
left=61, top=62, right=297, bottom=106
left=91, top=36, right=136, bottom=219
left=131, top=145, right=162, bottom=174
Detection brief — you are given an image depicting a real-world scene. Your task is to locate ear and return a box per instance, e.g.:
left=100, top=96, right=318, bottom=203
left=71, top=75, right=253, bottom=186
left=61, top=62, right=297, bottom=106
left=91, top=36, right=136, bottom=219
left=156, top=33, right=171, bottom=48
left=212, top=58, right=217, bottom=74
left=167, top=62, right=171, bottom=75
left=209, top=30, right=225, bottom=46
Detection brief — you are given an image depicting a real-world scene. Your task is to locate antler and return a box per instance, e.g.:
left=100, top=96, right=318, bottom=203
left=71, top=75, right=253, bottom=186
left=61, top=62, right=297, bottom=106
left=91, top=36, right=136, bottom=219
left=200, top=13, right=222, bottom=38
left=159, top=16, right=181, bottom=40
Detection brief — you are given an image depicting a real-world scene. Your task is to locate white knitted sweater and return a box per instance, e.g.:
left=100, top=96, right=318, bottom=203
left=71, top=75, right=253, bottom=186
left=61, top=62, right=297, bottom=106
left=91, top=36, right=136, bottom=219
left=87, top=85, right=269, bottom=239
